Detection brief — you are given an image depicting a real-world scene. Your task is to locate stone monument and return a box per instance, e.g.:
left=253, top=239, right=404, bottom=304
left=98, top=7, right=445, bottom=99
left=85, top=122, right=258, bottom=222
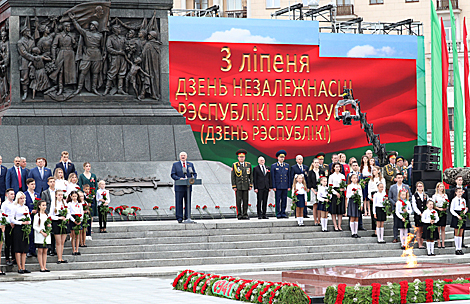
left=0, top=0, right=201, bottom=165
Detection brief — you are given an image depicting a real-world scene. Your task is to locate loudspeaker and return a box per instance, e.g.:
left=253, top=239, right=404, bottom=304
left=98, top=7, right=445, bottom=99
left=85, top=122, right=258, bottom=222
left=412, top=170, right=442, bottom=182
left=423, top=180, right=440, bottom=191
left=413, top=154, right=440, bottom=163
left=413, top=162, right=440, bottom=171
left=414, top=145, right=441, bottom=154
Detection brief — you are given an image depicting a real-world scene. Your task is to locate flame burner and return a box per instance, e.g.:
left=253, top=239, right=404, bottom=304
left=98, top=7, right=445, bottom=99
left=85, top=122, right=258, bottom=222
left=401, top=228, right=418, bottom=268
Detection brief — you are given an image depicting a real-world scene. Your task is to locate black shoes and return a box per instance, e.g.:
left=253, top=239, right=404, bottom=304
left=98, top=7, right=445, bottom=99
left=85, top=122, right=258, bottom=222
left=18, top=270, right=24, bottom=274
left=0, top=272, right=5, bottom=275
left=371, top=234, right=377, bottom=237
left=456, top=250, right=465, bottom=255
left=304, top=215, right=310, bottom=218
left=359, top=227, right=367, bottom=231
left=263, top=216, right=269, bottom=219
left=352, top=234, right=361, bottom=238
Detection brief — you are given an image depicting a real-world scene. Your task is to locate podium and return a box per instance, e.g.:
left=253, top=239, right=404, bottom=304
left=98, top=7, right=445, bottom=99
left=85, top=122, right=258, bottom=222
left=175, top=178, right=202, bottom=224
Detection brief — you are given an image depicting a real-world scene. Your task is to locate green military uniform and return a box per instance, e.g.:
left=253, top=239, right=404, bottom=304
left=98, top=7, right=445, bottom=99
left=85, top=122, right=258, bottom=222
left=315, top=152, right=329, bottom=177
left=231, top=149, right=253, bottom=220
left=383, top=154, right=398, bottom=191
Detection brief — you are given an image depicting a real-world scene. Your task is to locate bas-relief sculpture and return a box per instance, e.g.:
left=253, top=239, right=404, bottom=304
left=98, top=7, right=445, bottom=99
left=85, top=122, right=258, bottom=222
left=16, top=2, right=162, bottom=102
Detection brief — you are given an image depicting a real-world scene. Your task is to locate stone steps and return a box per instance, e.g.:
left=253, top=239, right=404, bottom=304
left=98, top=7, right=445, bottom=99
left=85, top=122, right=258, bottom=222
left=0, top=218, right=463, bottom=276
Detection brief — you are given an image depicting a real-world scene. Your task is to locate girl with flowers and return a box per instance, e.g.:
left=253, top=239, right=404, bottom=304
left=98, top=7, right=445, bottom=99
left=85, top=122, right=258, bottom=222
left=33, top=200, right=52, bottom=271
left=346, top=173, right=362, bottom=238
left=292, top=174, right=307, bottom=227
left=317, top=176, right=330, bottom=232
left=395, top=189, right=412, bottom=250
left=432, top=182, right=449, bottom=248
left=78, top=162, right=97, bottom=215
left=307, top=158, right=325, bottom=226
left=96, top=180, right=110, bottom=233
left=66, top=191, right=84, bottom=256
left=66, top=173, right=79, bottom=196
left=450, top=187, right=467, bottom=255
left=359, top=155, right=372, bottom=216
left=0, top=210, right=6, bottom=275
left=11, top=192, right=31, bottom=273
left=78, top=191, right=91, bottom=246
left=421, top=200, right=439, bottom=256
left=412, top=181, right=428, bottom=249
left=372, top=183, right=387, bottom=243
left=49, top=189, right=69, bottom=264
left=328, top=163, right=346, bottom=231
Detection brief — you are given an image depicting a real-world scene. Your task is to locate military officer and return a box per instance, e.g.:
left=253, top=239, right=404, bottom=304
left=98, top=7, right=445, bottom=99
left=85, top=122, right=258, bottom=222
left=383, top=153, right=398, bottom=192
left=396, top=156, right=409, bottom=185
left=271, top=150, right=291, bottom=219
left=315, top=152, right=329, bottom=177
left=231, top=149, right=253, bottom=220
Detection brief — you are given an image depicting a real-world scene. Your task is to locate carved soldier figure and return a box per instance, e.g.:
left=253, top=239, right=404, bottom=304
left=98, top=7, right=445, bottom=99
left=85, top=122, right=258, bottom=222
left=104, top=24, right=127, bottom=95
left=0, top=28, right=10, bottom=100
left=18, top=23, right=36, bottom=100
left=141, top=30, right=161, bottom=100
left=51, top=22, right=77, bottom=95
left=69, top=12, right=102, bottom=95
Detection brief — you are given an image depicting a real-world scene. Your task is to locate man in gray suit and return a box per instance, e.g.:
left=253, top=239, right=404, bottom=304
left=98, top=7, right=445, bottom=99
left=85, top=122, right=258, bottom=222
left=388, top=172, right=411, bottom=243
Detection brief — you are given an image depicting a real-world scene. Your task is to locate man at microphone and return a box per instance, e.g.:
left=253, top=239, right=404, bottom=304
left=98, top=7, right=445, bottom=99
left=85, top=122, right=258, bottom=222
left=171, top=152, right=197, bottom=223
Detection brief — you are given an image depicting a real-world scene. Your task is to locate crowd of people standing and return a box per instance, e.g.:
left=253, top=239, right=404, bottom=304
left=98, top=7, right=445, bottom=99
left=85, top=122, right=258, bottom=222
left=0, top=151, right=110, bottom=275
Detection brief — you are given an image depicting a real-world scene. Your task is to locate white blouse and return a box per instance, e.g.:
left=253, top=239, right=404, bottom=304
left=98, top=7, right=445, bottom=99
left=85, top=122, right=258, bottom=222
left=0, top=200, right=15, bottom=223
left=361, top=167, right=371, bottom=177
left=432, top=193, right=448, bottom=208
left=33, top=213, right=51, bottom=245
left=295, top=183, right=307, bottom=195
left=67, top=201, right=84, bottom=221
left=55, top=179, right=68, bottom=191
left=450, top=197, right=468, bottom=217
left=48, top=199, right=69, bottom=221
left=346, top=183, right=363, bottom=200
left=395, top=200, right=413, bottom=220
left=66, top=183, right=80, bottom=196
left=11, top=204, right=30, bottom=225
left=373, top=191, right=387, bottom=214
left=328, top=172, right=346, bottom=195
left=421, top=209, right=439, bottom=224
left=317, top=185, right=328, bottom=202
left=368, top=177, right=386, bottom=200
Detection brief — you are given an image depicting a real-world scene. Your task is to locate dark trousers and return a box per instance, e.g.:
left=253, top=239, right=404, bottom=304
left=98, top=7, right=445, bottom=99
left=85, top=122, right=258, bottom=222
left=256, top=189, right=269, bottom=218
left=29, top=214, right=36, bottom=254
left=371, top=215, right=376, bottom=231
left=236, top=189, right=249, bottom=218
left=303, top=204, right=308, bottom=217
left=275, top=189, right=288, bottom=217
left=393, top=213, right=399, bottom=240
left=49, top=234, right=56, bottom=254
left=99, top=212, right=107, bottom=229
left=4, top=225, right=13, bottom=260
left=358, top=212, right=363, bottom=229
left=175, top=190, right=191, bottom=221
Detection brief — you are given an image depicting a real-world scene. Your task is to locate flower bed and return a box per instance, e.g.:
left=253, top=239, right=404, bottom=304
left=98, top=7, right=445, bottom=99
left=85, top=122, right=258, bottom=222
left=324, top=278, right=470, bottom=304
left=172, top=270, right=310, bottom=304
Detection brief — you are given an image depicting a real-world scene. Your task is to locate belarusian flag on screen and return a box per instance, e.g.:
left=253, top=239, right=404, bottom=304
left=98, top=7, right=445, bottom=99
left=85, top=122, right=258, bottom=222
left=443, top=284, right=470, bottom=301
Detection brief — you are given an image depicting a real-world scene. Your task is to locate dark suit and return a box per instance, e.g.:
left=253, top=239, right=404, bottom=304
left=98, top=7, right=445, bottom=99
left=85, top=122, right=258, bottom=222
left=41, top=188, right=56, bottom=254
left=170, top=161, right=197, bottom=222
left=271, top=162, right=290, bottom=218
left=253, top=165, right=271, bottom=218
left=0, top=165, right=7, bottom=202
left=328, top=163, right=345, bottom=175
left=54, top=162, right=77, bottom=181
left=28, top=167, right=52, bottom=193
left=291, top=164, right=309, bottom=217
left=6, top=166, right=27, bottom=193
left=307, top=168, right=325, bottom=191
left=25, top=191, right=39, bottom=254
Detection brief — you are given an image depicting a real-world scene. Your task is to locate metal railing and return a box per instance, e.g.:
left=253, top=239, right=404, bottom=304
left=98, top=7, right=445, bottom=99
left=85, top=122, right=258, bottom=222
left=336, top=4, right=354, bottom=16
left=224, top=9, right=247, bottom=18
left=437, top=0, right=459, bottom=10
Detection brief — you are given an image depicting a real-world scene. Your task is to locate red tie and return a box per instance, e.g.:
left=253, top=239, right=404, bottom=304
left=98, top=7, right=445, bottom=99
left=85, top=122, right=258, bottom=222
left=17, top=167, right=22, bottom=188
left=183, top=162, right=186, bottom=168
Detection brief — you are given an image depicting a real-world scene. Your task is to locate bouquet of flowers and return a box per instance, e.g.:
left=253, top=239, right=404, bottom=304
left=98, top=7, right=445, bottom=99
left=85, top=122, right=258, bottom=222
left=457, top=208, right=467, bottom=233
left=72, top=214, right=82, bottom=235
left=99, top=203, right=109, bottom=223
left=439, top=199, right=449, bottom=218
left=131, top=206, right=142, bottom=220
left=153, top=205, right=160, bottom=216
left=359, top=177, right=370, bottom=190
left=34, top=197, right=41, bottom=210
left=108, top=207, right=115, bottom=221
left=121, top=205, right=136, bottom=220
left=43, top=216, right=53, bottom=246
left=400, top=200, right=409, bottom=229
left=351, top=188, right=362, bottom=210
left=383, top=195, right=392, bottom=216
left=291, top=190, right=299, bottom=211
left=325, top=184, right=334, bottom=210
left=268, top=203, right=275, bottom=213
left=58, top=206, right=69, bottom=234
left=82, top=212, right=91, bottom=231
left=0, top=213, right=8, bottom=242
left=339, top=179, right=347, bottom=198
left=20, top=212, right=32, bottom=244
left=114, top=206, right=124, bottom=220
left=214, top=205, right=224, bottom=219
left=202, top=205, right=213, bottom=219
left=229, top=205, right=237, bottom=215
left=428, top=210, right=438, bottom=235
